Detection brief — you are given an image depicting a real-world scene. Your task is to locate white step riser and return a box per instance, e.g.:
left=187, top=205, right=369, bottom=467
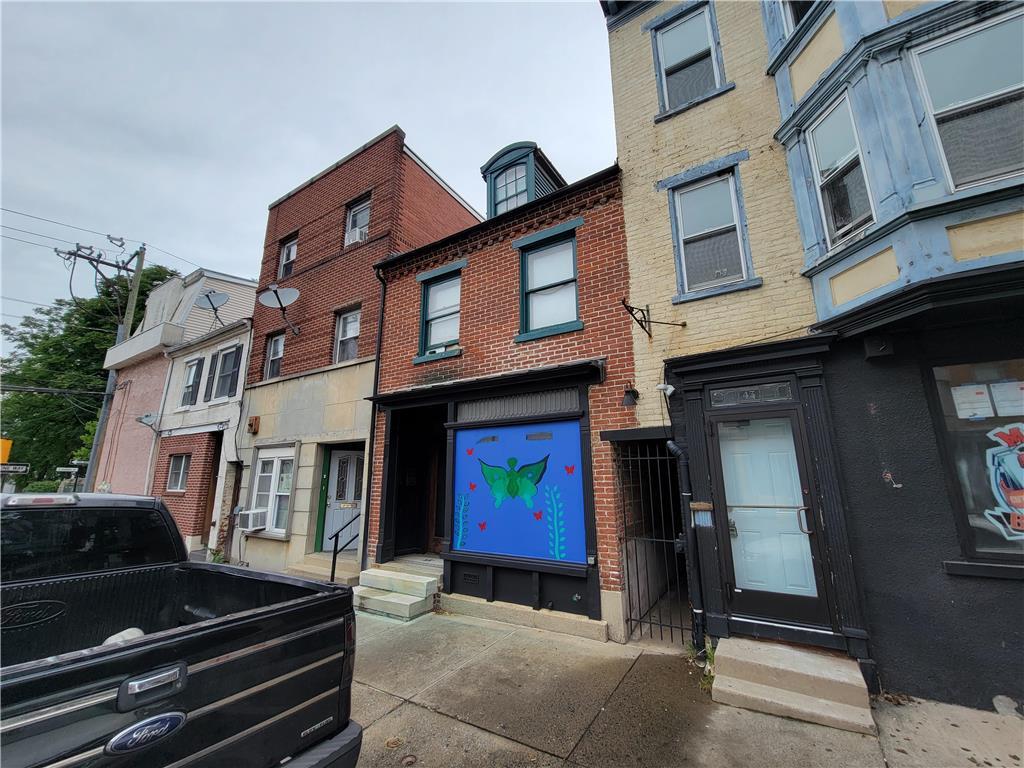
left=359, top=569, right=437, bottom=597
left=353, top=587, right=432, bottom=620
left=713, top=675, right=876, bottom=735
left=715, top=655, right=868, bottom=709
left=377, top=562, right=443, bottom=579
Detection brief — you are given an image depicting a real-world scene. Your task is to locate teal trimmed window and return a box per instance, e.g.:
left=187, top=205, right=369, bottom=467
left=515, top=219, right=583, bottom=342
left=481, top=142, right=567, bottom=219
left=494, top=164, right=528, bottom=214
left=416, top=260, right=464, bottom=362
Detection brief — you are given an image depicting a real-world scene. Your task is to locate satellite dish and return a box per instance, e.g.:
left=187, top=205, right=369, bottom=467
left=257, top=283, right=301, bottom=335
left=195, top=289, right=230, bottom=327
left=257, top=284, right=299, bottom=308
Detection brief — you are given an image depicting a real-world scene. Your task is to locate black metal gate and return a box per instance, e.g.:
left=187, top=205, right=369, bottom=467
left=615, top=440, right=690, bottom=645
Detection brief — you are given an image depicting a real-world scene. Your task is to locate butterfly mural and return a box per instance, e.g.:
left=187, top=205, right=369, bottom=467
left=478, top=455, right=549, bottom=508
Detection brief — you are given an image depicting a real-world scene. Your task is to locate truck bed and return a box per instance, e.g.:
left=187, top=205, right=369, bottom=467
left=1, top=563, right=356, bottom=768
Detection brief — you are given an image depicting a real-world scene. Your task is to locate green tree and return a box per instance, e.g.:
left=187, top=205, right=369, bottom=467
left=1, top=264, right=175, bottom=483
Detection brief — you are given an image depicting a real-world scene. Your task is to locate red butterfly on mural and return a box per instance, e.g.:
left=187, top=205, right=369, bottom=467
left=533, top=511, right=542, bottom=521
left=564, top=465, right=575, bottom=475
left=469, top=482, right=477, bottom=491
left=466, top=448, right=474, bottom=456
left=478, top=521, right=487, bottom=531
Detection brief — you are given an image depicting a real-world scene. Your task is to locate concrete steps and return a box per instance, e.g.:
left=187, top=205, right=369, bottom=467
left=376, top=557, right=444, bottom=580
left=711, top=637, right=875, bottom=735
left=353, top=567, right=438, bottom=620
left=286, top=554, right=360, bottom=586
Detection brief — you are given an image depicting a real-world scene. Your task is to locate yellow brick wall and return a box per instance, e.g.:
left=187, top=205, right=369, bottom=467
left=609, top=1, right=817, bottom=427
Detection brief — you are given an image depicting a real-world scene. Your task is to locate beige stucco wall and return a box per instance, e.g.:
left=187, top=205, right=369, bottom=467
left=789, top=11, right=844, bottom=103
left=609, top=1, right=816, bottom=428
left=884, top=0, right=929, bottom=20
left=234, top=358, right=374, bottom=572
left=830, top=247, right=900, bottom=306
left=947, top=211, right=1024, bottom=263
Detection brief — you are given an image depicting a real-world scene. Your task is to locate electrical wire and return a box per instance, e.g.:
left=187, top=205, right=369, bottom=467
left=0, top=313, right=116, bottom=335
left=1, top=207, right=201, bottom=268
left=1, top=225, right=78, bottom=245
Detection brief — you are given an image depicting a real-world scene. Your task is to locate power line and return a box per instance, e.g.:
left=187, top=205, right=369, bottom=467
left=1, top=384, right=106, bottom=396
left=0, top=312, right=116, bottom=334
left=2, top=234, right=58, bottom=250
left=1, top=296, right=60, bottom=308
left=1, top=225, right=78, bottom=245
left=1, top=207, right=200, bottom=268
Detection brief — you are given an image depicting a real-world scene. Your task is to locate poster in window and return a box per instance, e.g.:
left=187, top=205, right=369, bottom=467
left=985, top=423, right=1024, bottom=542
left=951, top=383, right=994, bottom=420
left=452, top=420, right=587, bottom=564
left=990, top=381, right=1024, bottom=417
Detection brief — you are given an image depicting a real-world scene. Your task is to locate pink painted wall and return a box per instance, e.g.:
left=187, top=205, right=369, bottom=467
left=94, top=354, right=169, bottom=494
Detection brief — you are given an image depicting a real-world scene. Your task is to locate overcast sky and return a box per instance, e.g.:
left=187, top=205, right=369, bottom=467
left=1, top=1, right=615, bottom=338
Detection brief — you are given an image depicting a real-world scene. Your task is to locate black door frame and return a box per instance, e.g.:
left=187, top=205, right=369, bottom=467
left=707, top=404, right=834, bottom=628
left=664, top=334, right=870, bottom=658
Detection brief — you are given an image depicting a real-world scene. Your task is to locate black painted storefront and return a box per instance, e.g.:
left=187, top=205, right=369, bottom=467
left=664, top=265, right=1024, bottom=708
left=373, top=360, right=605, bottom=619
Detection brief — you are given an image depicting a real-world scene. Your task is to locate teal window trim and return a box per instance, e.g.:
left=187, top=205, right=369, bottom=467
left=518, top=232, right=580, bottom=337
left=485, top=147, right=537, bottom=217
left=418, top=272, right=462, bottom=356
left=413, top=348, right=462, bottom=365
left=416, top=259, right=466, bottom=283
left=514, top=319, right=584, bottom=344
left=512, top=217, right=584, bottom=250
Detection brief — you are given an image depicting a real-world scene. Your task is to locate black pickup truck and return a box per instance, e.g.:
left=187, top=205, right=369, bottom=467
left=0, top=493, right=362, bottom=768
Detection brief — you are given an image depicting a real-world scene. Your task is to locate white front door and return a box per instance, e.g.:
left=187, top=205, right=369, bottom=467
left=322, top=449, right=364, bottom=551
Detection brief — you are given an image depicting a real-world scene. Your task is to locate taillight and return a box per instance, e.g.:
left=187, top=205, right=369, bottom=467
left=5, top=494, right=78, bottom=506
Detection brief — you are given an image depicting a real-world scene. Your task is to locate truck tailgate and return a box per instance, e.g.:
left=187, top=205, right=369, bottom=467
left=1, top=572, right=355, bottom=768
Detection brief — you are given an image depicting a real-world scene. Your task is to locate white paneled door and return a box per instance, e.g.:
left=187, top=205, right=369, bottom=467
left=322, top=449, right=364, bottom=551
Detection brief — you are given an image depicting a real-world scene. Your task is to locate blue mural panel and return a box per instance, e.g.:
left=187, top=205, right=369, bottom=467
left=452, top=420, right=587, bottom=564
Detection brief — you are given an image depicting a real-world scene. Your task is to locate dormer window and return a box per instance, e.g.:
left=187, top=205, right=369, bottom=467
left=481, top=142, right=567, bottom=219
left=494, top=164, right=528, bottom=214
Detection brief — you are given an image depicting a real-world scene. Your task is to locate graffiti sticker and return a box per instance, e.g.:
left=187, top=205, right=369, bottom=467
left=984, top=423, right=1024, bottom=541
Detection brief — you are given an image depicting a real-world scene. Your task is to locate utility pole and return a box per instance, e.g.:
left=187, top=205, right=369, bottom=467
left=84, top=246, right=145, bottom=492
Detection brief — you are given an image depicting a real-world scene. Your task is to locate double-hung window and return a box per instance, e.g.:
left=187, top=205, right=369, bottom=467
left=673, top=173, right=747, bottom=293
left=521, top=237, right=577, bottom=333
left=212, top=345, right=242, bottom=399
left=335, top=310, right=361, bottom=362
left=913, top=12, right=1024, bottom=189
left=167, top=454, right=190, bottom=492
left=345, top=199, right=371, bottom=245
left=180, top=359, right=202, bottom=407
left=279, top=237, right=297, bottom=278
left=781, top=0, right=814, bottom=35
left=655, top=7, right=721, bottom=111
left=494, top=165, right=527, bottom=215
left=253, top=449, right=294, bottom=533
left=421, top=275, right=461, bottom=354
left=807, top=95, right=873, bottom=247
left=265, top=333, right=284, bottom=379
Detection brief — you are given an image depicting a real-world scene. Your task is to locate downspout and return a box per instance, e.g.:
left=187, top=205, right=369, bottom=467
left=666, top=439, right=705, bottom=651
left=360, top=265, right=387, bottom=572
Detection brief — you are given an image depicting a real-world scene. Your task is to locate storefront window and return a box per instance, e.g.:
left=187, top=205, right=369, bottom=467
left=932, top=359, right=1024, bottom=559
left=451, top=419, right=587, bottom=564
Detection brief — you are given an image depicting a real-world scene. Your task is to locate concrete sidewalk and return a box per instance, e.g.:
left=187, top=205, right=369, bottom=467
left=350, top=611, right=1022, bottom=768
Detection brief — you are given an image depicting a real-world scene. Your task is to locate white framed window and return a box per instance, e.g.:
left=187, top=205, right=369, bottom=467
left=494, top=165, right=528, bottom=215
left=345, top=199, right=371, bottom=245
left=335, top=309, right=361, bottom=363
left=278, top=237, right=297, bottom=279
left=252, top=449, right=294, bottom=533
left=422, top=275, right=461, bottom=352
left=212, top=344, right=243, bottom=399
left=167, top=454, right=191, bottom=492
left=655, top=7, right=721, bottom=111
left=265, top=333, right=284, bottom=379
left=807, top=95, right=874, bottom=247
left=912, top=12, right=1024, bottom=190
left=673, top=173, right=748, bottom=293
left=180, top=359, right=202, bottom=407
left=781, top=0, right=815, bottom=35
left=522, top=238, right=577, bottom=332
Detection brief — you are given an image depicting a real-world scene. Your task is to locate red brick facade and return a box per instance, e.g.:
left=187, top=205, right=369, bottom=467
left=153, top=432, right=220, bottom=538
left=247, top=127, right=480, bottom=384
left=368, top=167, right=637, bottom=592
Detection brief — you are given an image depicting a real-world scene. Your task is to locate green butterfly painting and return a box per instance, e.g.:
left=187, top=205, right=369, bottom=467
left=478, top=455, right=549, bottom=508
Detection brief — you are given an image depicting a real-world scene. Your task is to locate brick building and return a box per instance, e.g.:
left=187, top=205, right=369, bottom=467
left=363, top=144, right=639, bottom=637
left=603, top=0, right=1022, bottom=721
left=96, top=269, right=256, bottom=497
left=234, top=126, right=480, bottom=578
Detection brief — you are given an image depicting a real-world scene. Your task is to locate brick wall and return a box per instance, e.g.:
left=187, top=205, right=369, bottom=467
left=609, top=2, right=817, bottom=427
left=247, top=128, right=480, bottom=385
left=153, top=432, right=220, bottom=539
left=368, top=170, right=637, bottom=592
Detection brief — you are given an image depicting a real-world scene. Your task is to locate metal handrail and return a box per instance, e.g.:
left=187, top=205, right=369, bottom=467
left=328, top=513, right=362, bottom=583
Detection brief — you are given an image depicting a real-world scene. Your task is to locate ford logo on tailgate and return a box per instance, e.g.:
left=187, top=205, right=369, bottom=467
left=105, top=712, right=187, bottom=755
left=1, top=600, right=66, bottom=629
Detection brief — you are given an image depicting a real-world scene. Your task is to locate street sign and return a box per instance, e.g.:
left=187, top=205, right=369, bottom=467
left=0, top=463, right=30, bottom=475
left=56, top=467, right=79, bottom=474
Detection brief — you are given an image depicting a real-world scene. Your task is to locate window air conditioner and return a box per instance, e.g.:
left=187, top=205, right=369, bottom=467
left=344, top=228, right=368, bottom=246
left=236, top=508, right=268, bottom=533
